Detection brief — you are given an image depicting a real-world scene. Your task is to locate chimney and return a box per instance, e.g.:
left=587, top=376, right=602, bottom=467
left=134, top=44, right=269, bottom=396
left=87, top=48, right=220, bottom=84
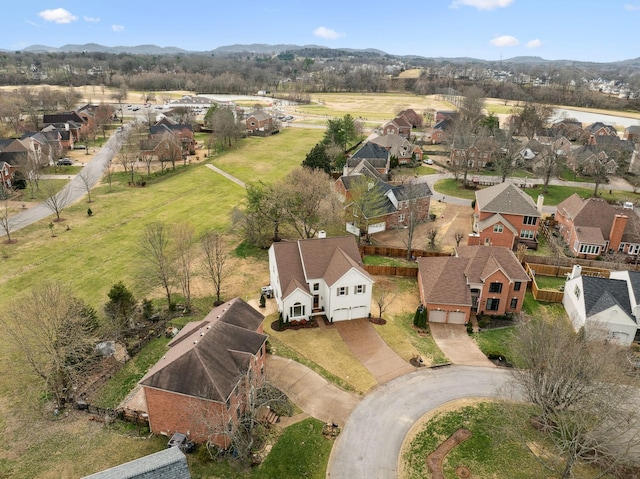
left=318, top=230, right=327, bottom=239
left=570, top=264, right=582, bottom=280
left=609, top=214, right=628, bottom=252
left=536, top=194, right=544, bottom=213
left=588, top=134, right=597, bottom=146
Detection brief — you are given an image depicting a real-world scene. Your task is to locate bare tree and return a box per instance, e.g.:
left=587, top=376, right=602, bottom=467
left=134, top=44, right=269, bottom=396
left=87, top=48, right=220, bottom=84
left=201, top=230, right=229, bottom=306
left=373, top=279, right=398, bottom=319
left=518, top=102, right=554, bottom=140
left=2, top=281, right=98, bottom=408
left=509, top=318, right=640, bottom=478
left=77, top=168, right=94, bottom=203
left=172, top=223, right=196, bottom=313
left=139, top=222, right=175, bottom=311
left=59, top=87, right=82, bottom=111
left=283, top=167, right=341, bottom=239
left=534, top=141, right=565, bottom=194
left=0, top=92, right=25, bottom=136
left=42, top=180, right=71, bottom=222
left=15, top=152, right=42, bottom=199
left=454, top=230, right=465, bottom=247
left=111, top=124, right=141, bottom=183
left=400, top=181, right=430, bottom=260
left=246, top=182, right=288, bottom=243
left=110, top=83, right=128, bottom=119
left=346, top=175, right=389, bottom=244
left=426, top=227, right=438, bottom=249
left=0, top=199, right=16, bottom=243
left=94, top=103, right=115, bottom=139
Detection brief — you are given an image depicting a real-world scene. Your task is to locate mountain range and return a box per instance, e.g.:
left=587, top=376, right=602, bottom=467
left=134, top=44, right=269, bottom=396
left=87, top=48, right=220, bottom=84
left=8, top=43, right=640, bottom=68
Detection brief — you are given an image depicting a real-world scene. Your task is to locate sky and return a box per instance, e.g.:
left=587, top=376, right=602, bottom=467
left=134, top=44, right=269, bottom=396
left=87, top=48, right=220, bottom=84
left=3, top=0, right=640, bottom=63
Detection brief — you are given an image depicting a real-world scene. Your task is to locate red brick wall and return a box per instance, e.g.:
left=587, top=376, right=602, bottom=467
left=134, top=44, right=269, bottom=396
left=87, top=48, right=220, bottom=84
left=478, top=270, right=527, bottom=315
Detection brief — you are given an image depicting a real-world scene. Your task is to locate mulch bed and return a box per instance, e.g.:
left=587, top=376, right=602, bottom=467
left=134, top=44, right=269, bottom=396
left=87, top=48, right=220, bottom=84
left=369, top=317, right=386, bottom=325
left=270, top=319, right=318, bottom=332
left=426, top=428, right=472, bottom=479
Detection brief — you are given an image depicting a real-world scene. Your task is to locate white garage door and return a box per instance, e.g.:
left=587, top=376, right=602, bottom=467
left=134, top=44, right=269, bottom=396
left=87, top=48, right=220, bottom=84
left=351, top=306, right=367, bottom=319
left=332, top=308, right=350, bottom=322
left=429, top=310, right=446, bottom=323
left=448, top=311, right=467, bottom=324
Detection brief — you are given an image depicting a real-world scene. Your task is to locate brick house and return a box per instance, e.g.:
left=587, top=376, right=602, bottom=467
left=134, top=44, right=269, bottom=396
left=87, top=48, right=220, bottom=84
left=623, top=125, right=640, bottom=142
left=336, top=173, right=431, bottom=234
left=344, top=142, right=391, bottom=177
left=140, top=298, right=267, bottom=447
left=245, top=110, right=274, bottom=132
left=417, top=245, right=529, bottom=323
left=423, top=126, right=447, bottom=145
left=370, top=133, right=423, bottom=165
left=555, top=194, right=640, bottom=258
left=381, top=116, right=412, bottom=139
left=450, top=137, right=495, bottom=170
left=398, top=109, right=423, bottom=128
left=469, top=182, right=541, bottom=249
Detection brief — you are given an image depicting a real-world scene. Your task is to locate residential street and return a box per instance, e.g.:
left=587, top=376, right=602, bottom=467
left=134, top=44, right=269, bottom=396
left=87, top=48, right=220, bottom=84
left=327, top=365, right=516, bottom=479
left=3, top=127, right=122, bottom=236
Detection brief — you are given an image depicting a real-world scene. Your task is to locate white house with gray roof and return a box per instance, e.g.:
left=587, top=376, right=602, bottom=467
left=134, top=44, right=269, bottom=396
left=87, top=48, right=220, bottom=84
left=268, top=236, right=374, bottom=323
left=563, top=266, right=639, bottom=346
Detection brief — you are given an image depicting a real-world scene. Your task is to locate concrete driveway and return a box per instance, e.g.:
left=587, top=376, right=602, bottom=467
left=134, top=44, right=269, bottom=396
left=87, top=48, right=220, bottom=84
left=327, top=365, right=515, bottom=479
left=334, top=318, right=415, bottom=384
left=429, top=323, right=495, bottom=367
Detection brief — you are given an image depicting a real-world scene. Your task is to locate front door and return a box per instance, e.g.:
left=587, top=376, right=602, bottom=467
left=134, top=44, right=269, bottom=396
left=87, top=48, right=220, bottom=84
left=313, top=295, right=319, bottom=309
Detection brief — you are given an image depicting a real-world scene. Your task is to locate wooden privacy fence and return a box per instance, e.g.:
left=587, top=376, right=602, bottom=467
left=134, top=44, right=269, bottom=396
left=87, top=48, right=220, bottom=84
left=76, top=402, right=149, bottom=427
left=523, top=254, right=640, bottom=272
left=526, top=263, right=610, bottom=279
left=524, top=262, right=564, bottom=303
left=364, top=265, right=418, bottom=277
left=360, top=245, right=450, bottom=259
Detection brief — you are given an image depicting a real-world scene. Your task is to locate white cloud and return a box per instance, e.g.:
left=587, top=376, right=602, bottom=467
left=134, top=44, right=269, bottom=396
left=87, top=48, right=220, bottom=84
left=38, top=8, right=78, bottom=24
left=624, top=3, right=640, bottom=10
left=83, top=16, right=101, bottom=23
left=490, top=35, right=519, bottom=47
left=313, top=26, right=345, bottom=40
left=112, top=24, right=125, bottom=32
left=526, top=39, right=542, bottom=48
left=451, top=0, right=513, bottom=10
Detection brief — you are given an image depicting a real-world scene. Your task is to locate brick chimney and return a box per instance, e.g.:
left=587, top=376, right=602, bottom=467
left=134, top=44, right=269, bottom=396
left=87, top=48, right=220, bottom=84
left=588, top=134, right=597, bottom=146
left=609, top=214, right=628, bottom=252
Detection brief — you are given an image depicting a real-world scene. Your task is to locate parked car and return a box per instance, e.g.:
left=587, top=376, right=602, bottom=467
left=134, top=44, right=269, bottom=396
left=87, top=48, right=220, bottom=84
left=423, top=158, right=434, bottom=165
left=57, top=158, right=73, bottom=166
left=73, top=145, right=87, bottom=150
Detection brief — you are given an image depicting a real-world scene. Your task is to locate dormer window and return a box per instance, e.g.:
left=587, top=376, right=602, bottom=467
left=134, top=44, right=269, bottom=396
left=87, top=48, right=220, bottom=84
left=313, top=283, right=319, bottom=291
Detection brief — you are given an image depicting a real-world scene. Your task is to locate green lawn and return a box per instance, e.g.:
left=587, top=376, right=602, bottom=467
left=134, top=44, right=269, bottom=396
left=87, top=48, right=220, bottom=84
left=534, top=274, right=567, bottom=291
left=402, top=402, right=609, bottom=479
left=433, top=178, right=479, bottom=200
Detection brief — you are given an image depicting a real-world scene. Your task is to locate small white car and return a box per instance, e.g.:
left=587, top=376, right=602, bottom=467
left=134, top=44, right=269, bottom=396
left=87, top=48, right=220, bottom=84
left=423, top=158, right=434, bottom=165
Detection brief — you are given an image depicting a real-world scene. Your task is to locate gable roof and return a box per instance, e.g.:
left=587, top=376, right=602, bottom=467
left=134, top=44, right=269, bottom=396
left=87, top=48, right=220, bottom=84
left=417, top=256, right=472, bottom=307
left=582, top=276, right=634, bottom=319
left=140, top=298, right=266, bottom=403
left=81, top=447, right=191, bottom=479
left=475, top=182, right=540, bottom=217
left=556, top=195, right=640, bottom=244
left=247, top=110, right=271, bottom=121
left=43, top=111, right=85, bottom=125
left=477, top=213, right=518, bottom=235
left=351, top=142, right=390, bottom=161
left=272, top=236, right=373, bottom=299
left=456, top=245, right=530, bottom=284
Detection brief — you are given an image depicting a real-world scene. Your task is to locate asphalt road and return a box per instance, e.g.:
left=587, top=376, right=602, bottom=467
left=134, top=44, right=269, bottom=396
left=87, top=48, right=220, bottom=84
left=4, top=127, right=122, bottom=236
left=327, top=365, right=517, bottom=479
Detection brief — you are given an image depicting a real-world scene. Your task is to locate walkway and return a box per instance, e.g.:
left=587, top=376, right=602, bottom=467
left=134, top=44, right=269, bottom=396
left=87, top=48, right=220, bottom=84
left=429, top=323, right=495, bottom=367
left=333, top=318, right=415, bottom=384
left=266, top=355, right=361, bottom=427
left=205, top=163, right=246, bottom=188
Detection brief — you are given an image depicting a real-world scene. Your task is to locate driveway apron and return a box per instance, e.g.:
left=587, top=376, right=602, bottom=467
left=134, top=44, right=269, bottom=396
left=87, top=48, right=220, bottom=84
left=429, top=323, right=495, bottom=367
left=334, top=318, right=415, bottom=384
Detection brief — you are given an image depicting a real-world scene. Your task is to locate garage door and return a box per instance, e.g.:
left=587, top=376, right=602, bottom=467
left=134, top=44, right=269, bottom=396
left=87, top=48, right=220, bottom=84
left=429, top=310, right=446, bottom=323
left=351, top=306, right=367, bottom=319
left=332, top=308, right=350, bottom=322
left=448, top=311, right=467, bottom=324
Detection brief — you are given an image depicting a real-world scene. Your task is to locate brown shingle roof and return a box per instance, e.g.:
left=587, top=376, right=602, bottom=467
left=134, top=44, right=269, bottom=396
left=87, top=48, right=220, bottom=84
left=140, top=298, right=266, bottom=403
left=475, top=183, right=540, bottom=217
left=417, top=256, right=472, bottom=307
left=456, top=245, right=530, bottom=283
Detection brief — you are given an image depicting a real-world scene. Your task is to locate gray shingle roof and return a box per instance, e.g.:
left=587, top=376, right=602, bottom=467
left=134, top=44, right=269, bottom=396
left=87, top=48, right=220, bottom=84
left=81, top=447, right=191, bottom=479
left=582, top=276, right=634, bottom=318
left=351, top=142, right=389, bottom=160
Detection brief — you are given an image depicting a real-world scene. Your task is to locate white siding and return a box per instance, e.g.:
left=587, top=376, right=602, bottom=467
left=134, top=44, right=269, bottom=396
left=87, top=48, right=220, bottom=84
left=328, top=269, right=374, bottom=321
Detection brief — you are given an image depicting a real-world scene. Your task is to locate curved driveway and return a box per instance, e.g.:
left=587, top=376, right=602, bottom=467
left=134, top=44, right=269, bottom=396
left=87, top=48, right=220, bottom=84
left=327, top=365, right=517, bottom=479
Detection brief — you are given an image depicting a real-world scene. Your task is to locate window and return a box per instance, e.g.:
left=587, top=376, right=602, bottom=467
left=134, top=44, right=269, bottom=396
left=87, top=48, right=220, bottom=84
left=579, top=244, right=600, bottom=255
left=399, top=214, right=405, bottom=222
left=520, top=230, right=535, bottom=240
left=574, top=285, right=581, bottom=299
left=523, top=216, right=538, bottom=225
left=313, top=283, right=319, bottom=291
left=510, top=298, right=518, bottom=309
left=629, top=245, right=640, bottom=255
left=493, top=224, right=503, bottom=233
left=514, top=281, right=522, bottom=291
left=337, top=286, right=348, bottom=296
left=290, top=302, right=305, bottom=318
left=355, top=284, right=366, bottom=294
left=489, top=282, right=502, bottom=293
left=486, top=298, right=500, bottom=311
